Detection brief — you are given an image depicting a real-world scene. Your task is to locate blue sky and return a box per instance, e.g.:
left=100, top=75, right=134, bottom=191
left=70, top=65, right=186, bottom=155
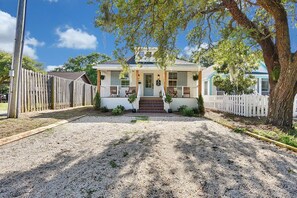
left=0, top=0, right=296, bottom=71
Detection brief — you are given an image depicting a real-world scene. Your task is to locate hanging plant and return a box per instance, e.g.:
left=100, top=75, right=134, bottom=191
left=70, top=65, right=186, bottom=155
left=100, top=75, right=105, bottom=80
left=192, top=74, right=199, bottom=81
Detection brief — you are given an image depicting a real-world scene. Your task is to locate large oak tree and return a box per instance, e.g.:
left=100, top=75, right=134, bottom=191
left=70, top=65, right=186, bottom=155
left=92, top=0, right=297, bottom=128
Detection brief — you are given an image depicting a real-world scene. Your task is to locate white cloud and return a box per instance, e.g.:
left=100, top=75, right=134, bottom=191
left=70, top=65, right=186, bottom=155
left=182, top=43, right=209, bottom=57
left=56, top=27, right=97, bottom=50
left=0, top=10, right=44, bottom=59
left=46, top=65, right=63, bottom=71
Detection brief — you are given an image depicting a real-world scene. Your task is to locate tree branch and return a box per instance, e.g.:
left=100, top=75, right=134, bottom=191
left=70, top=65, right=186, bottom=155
left=257, top=0, right=291, bottom=67
left=222, top=0, right=278, bottom=83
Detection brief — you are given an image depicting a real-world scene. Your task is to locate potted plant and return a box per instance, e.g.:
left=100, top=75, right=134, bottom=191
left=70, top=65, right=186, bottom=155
left=128, top=93, right=137, bottom=113
left=192, top=74, right=199, bottom=81
left=159, top=90, right=163, bottom=98
left=164, top=93, right=173, bottom=113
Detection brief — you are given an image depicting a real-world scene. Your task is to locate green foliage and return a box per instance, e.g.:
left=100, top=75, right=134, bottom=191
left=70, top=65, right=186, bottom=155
left=109, top=160, right=118, bottom=168
left=234, top=127, right=246, bottom=133
left=55, top=52, right=111, bottom=85
left=128, top=93, right=137, bottom=109
left=93, top=92, right=101, bottom=110
left=213, top=75, right=256, bottom=95
left=0, top=84, right=9, bottom=94
left=0, top=51, right=44, bottom=85
left=182, top=107, right=194, bottom=117
left=100, top=106, right=109, bottom=112
left=192, top=107, right=199, bottom=114
left=164, top=93, right=173, bottom=105
left=112, top=107, right=123, bottom=115
left=178, top=105, right=188, bottom=112
left=206, top=39, right=260, bottom=94
left=197, top=94, right=205, bottom=116
left=192, top=74, right=198, bottom=81
left=116, top=105, right=125, bottom=111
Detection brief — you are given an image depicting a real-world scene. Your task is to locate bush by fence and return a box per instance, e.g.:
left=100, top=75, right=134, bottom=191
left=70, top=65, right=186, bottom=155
left=20, top=68, right=97, bottom=113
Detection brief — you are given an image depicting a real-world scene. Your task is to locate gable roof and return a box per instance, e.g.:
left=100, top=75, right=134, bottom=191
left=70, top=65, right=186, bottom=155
left=48, top=71, right=92, bottom=84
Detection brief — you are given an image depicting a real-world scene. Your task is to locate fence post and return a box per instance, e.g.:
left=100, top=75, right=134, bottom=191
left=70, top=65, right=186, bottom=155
left=51, top=76, right=56, bottom=109
left=70, top=81, right=76, bottom=107
left=82, top=84, right=86, bottom=106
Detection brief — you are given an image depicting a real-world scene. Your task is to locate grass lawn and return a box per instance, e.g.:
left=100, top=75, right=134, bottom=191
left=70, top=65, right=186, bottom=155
left=205, top=110, right=297, bottom=148
left=0, top=106, right=112, bottom=139
left=0, top=103, right=8, bottom=111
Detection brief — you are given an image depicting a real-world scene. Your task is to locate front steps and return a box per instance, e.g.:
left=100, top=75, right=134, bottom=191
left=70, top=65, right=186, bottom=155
left=138, top=97, right=165, bottom=113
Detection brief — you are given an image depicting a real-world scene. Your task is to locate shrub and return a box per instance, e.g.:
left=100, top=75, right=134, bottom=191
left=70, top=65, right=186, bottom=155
left=182, top=107, right=194, bottom=117
left=100, top=106, right=109, bottom=112
left=164, top=93, right=173, bottom=105
left=93, top=92, right=101, bottom=110
left=178, top=105, right=188, bottom=112
left=197, top=94, right=205, bottom=116
left=128, top=94, right=137, bottom=109
left=112, top=107, right=123, bottom=115
left=116, top=105, right=125, bottom=112
left=192, top=107, right=199, bottom=114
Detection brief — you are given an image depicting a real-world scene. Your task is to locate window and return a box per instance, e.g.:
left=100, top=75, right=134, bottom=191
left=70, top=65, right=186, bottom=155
left=216, top=86, right=224, bottom=95
left=121, top=73, right=130, bottom=87
left=168, top=72, right=177, bottom=87
left=204, top=81, right=208, bottom=95
left=261, top=78, right=269, bottom=95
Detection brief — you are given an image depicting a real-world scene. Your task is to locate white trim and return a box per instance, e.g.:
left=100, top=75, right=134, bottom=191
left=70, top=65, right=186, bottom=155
left=93, top=64, right=200, bottom=71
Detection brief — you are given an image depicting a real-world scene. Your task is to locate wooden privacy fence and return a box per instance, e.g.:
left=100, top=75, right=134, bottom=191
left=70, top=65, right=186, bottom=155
left=21, top=68, right=97, bottom=113
left=204, top=95, right=269, bottom=117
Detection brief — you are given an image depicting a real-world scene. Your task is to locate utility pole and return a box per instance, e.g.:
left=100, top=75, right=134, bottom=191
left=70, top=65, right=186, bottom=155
left=8, top=0, right=27, bottom=118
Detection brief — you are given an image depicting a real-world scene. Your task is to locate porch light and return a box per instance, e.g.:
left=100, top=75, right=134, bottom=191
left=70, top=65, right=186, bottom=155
left=138, top=74, right=140, bottom=79
left=157, top=74, right=160, bottom=79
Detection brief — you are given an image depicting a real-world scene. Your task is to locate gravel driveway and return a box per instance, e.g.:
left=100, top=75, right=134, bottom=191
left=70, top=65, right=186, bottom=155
left=0, top=116, right=296, bottom=197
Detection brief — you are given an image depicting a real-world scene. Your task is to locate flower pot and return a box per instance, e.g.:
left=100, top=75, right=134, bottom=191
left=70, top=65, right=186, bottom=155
left=168, top=109, right=172, bottom=113
left=132, top=109, right=137, bottom=113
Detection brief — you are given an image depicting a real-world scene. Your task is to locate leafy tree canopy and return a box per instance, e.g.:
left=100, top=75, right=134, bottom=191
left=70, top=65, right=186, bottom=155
left=207, top=39, right=261, bottom=94
left=91, top=0, right=297, bottom=127
left=55, top=52, right=111, bottom=85
left=0, top=51, right=44, bottom=85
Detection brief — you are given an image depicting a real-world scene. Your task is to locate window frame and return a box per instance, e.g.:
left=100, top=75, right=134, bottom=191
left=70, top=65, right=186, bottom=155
left=168, top=72, right=178, bottom=87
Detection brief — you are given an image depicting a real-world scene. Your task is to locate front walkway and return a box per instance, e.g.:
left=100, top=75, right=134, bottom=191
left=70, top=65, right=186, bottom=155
left=0, top=116, right=296, bottom=197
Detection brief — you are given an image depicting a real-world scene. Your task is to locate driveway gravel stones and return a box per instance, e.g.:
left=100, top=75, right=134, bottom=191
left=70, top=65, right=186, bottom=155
left=0, top=116, right=296, bottom=197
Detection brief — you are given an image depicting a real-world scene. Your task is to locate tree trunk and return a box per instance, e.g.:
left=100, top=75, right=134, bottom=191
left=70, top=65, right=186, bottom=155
left=267, top=62, right=297, bottom=128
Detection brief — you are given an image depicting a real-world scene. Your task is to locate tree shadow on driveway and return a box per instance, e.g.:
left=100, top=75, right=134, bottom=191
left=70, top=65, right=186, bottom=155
left=174, top=123, right=297, bottom=197
left=0, top=132, right=167, bottom=197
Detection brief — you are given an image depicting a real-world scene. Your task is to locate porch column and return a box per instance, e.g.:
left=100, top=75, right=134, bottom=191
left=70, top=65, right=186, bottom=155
left=198, top=70, right=202, bottom=96
left=135, top=70, right=139, bottom=94
left=97, top=70, right=101, bottom=93
left=164, top=70, right=167, bottom=92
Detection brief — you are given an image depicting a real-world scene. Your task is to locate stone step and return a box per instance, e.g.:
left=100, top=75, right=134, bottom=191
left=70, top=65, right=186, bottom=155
left=138, top=110, right=166, bottom=113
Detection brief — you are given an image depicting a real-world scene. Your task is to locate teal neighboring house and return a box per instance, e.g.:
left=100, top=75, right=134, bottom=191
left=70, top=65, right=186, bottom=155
left=202, top=62, right=269, bottom=96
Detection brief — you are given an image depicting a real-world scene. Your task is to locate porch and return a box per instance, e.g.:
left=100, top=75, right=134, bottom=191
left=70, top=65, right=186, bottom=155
left=98, top=69, right=202, bottom=112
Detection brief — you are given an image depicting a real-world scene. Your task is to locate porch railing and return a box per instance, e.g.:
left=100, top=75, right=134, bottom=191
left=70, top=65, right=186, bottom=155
left=100, top=85, right=137, bottom=98
left=166, top=86, right=198, bottom=98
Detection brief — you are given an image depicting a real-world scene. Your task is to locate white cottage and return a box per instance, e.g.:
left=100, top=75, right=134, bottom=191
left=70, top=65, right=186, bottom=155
left=93, top=47, right=203, bottom=112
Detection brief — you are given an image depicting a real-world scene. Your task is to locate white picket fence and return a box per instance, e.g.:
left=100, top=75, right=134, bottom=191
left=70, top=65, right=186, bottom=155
left=204, top=94, right=297, bottom=117
left=204, top=95, right=269, bottom=117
